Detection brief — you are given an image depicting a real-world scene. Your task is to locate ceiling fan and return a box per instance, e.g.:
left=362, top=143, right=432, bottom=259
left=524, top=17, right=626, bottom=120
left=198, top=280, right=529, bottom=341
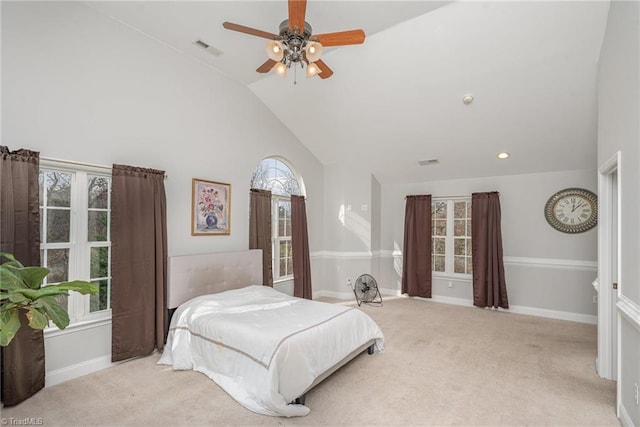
left=222, top=0, right=365, bottom=80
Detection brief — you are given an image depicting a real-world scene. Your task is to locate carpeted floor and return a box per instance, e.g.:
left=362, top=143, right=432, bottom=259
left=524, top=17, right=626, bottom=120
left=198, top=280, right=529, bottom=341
left=1, top=297, right=619, bottom=426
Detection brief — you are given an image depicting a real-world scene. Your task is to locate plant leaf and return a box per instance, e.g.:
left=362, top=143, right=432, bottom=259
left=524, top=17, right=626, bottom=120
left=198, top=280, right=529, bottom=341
left=0, top=252, right=22, bottom=266
left=55, top=281, right=98, bottom=295
left=25, top=307, right=49, bottom=330
left=0, top=309, right=21, bottom=346
left=5, top=265, right=50, bottom=289
left=0, top=267, right=25, bottom=291
left=37, top=296, right=70, bottom=330
left=13, top=287, right=69, bottom=300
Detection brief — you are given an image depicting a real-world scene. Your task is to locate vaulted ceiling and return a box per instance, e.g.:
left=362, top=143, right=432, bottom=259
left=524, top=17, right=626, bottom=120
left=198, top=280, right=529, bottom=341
left=86, top=1, right=610, bottom=184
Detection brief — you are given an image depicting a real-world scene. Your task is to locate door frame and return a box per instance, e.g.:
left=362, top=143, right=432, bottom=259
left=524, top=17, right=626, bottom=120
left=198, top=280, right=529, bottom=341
left=596, top=151, right=620, bottom=398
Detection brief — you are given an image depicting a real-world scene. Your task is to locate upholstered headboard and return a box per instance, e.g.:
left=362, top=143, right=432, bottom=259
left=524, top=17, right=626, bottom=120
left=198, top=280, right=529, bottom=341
left=167, top=249, right=263, bottom=309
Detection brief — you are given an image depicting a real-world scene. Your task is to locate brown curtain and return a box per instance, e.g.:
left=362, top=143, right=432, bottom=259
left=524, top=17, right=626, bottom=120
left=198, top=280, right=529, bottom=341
left=291, top=195, right=312, bottom=299
left=471, top=192, right=509, bottom=309
left=111, top=164, right=168, bottom=362
left=249, top=188, right=273, bottom=286
left=0, top=146, right=45, bottom=406
left=401, top=195, right=432, bottom=298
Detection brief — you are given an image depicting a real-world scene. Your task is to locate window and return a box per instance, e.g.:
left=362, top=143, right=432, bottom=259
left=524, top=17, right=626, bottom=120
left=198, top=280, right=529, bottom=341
left=251, top=158, right=302, bottom=281
left=39, top=163, right=112, bottom=325
left=432, top=198, right=472, bottom=277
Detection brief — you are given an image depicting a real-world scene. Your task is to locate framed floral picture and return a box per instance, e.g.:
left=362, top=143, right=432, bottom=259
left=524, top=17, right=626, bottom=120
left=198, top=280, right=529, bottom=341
left=191, top=178, right=231, bottom=236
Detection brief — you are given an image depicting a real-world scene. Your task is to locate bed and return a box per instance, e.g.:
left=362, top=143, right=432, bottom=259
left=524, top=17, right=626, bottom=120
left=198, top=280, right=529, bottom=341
left=158, top=250, right=385, bottom=417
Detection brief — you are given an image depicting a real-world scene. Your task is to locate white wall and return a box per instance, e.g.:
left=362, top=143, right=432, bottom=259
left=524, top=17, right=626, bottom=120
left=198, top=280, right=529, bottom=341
left=379, top=169, right=598, bottom=322
left=597, top=0, right=640, bottom=424
left=1, top=1, right=324, bottom=385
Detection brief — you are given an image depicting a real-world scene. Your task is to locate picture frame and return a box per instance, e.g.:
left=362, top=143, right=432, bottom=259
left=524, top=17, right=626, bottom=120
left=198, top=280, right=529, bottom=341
left=191, top=178, right=231, bottom=236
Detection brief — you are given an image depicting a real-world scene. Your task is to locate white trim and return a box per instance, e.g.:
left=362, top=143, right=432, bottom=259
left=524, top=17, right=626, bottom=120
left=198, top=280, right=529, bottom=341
left=311, top=250, right=375, bottom=259
left=617, top=295, right=640, bottom=332
left=313, top=290, right=597, bottom=324
left=312, top=251, right=597, bottom=272
left=45, top=355, right=114, bottom=388
left=504, top=256, right=597, bottom=271
left=44, top=317, right=111, bottom=338
left=618, top=400, right=633, bottom=427
left=596, top=150, right=621, bottom=381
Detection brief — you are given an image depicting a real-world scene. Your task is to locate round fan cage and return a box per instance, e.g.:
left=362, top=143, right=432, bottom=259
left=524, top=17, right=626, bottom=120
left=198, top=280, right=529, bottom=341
left=353, top=274, right=382, bottom=306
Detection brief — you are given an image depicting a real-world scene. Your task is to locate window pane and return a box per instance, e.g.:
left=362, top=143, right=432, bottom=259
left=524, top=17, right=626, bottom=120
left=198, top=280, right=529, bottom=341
left=466, top=239, right=473, bottom=255
left=251, top=158, right=301, bottom=196
left=44, top=171, right=72, bottom=207
left=466, top=219, right=472, bottom=237
left=46, top=209, right=71, bottom=243
left=433, top=219, right=446, bottom=236
left=90, top=279, right=109, bottom=312
left=454, top=256, right=466, bottom=274
left=433, top=238, right=445, bottom=255
left=88, top=211, right=108, bottom=241
left=432, top=202, right=447, bottom=219
left=454, top=201, right=467, bottom=218
left=466, top=257, right=473, bottom=274
left=433, top=255, right=445, bottom=272
left=45, top=249, right=69, bottom=283
left=90, top=247, right=109, bottom=278
left=454, top=220, right=467, bottom=236
left=88, top=176, right=109, bottom=209
left=454, top=238, right=467, bottom=255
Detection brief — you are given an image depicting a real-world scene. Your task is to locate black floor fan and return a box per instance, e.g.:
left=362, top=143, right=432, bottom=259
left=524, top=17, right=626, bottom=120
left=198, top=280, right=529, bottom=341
left=352, top=274, right=382, bottom=306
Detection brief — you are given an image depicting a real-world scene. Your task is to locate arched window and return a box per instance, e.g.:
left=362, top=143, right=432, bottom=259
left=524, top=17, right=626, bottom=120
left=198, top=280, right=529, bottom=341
left=251, top=157, right=303, bottom=281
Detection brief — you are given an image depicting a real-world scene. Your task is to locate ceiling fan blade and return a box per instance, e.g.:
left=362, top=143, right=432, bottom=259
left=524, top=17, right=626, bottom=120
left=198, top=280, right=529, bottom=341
left=288, top=0, right=307, bottom=32
left=312, top=29, right=366, bottom=47
left=314, top=59, right=333, bottom=79
left=222, top=22, right=279, bottom=40
left=256, top=59, right=278, bottom=73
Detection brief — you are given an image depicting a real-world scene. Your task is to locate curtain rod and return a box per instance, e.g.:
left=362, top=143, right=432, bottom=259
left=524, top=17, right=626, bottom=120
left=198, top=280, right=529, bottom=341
left=40, top=156, right=168, bottom=178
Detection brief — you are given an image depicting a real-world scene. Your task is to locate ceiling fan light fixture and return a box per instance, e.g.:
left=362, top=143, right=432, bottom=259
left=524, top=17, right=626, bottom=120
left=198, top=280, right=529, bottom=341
left=304, top=41, right=323, bottom=62
left=273, top=61, right=288, bottom=78
left=266, top=40, right=285, bottom=61
left=306, top=62, right=321, bottom=78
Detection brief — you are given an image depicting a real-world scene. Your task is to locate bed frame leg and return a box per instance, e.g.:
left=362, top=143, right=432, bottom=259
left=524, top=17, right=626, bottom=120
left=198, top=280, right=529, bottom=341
left=293, top=395, right=306, bottom=405
left=367, top=344, right=375, bottom=355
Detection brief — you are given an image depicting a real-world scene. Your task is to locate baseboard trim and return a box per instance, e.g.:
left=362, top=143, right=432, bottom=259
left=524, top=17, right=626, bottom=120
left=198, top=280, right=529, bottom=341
left=314, top=290, right=596, bottom=324
left=46, top=355, right=114, bottom=388
left=618, top=400, right=633, bottom=427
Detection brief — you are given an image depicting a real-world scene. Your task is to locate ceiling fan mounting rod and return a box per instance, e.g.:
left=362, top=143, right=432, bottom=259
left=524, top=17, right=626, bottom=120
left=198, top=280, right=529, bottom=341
left=278, top=19, right=312, bottom=67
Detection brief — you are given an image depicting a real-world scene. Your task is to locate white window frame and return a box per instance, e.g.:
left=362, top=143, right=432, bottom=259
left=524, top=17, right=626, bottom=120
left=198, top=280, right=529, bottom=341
left=432, top=197, right=472, bottom=280
left=40, top=160, right=112, bottom=333
left=251, top=157, right=303, bottom=283
left=272, top=195, right=293, bottom=282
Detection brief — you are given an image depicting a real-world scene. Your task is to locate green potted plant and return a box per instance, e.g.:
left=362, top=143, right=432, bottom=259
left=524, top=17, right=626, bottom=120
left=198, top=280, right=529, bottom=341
left=0, top=252, right=98, bottom=346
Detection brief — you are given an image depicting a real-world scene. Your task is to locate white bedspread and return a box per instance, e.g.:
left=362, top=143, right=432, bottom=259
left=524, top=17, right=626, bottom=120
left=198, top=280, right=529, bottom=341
left=158, top=285, right=384, bottom=417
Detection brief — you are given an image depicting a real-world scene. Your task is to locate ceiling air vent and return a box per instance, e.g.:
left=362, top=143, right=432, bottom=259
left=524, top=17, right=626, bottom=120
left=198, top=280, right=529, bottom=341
left=418, top=159, right=440, bottom=166
left=193, top=39, right=223, bottom=57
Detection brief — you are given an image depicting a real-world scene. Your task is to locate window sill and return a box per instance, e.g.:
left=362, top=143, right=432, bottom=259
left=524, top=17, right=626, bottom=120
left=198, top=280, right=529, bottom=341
left=273, top=276, right=293, bottom=285
left=44, top=312, right=112, bottom=338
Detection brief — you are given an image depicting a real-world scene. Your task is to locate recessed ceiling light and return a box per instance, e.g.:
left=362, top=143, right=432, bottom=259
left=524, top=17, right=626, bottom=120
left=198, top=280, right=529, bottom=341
left=462, top=94, right=474, bottom=105
left=497, top=152, right=510, bottom=159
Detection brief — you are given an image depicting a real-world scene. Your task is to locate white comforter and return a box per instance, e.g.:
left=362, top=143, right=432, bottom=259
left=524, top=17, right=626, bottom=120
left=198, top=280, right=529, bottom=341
left=158, top=285, right=384, bottom=417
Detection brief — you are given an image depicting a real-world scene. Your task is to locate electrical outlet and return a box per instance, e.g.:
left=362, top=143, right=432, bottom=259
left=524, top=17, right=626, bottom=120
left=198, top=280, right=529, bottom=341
left=346, top=278, right=352, bottom=286
left=634, top=383, right=639, bottom=405
left=448, top=281, right=453, bottom=288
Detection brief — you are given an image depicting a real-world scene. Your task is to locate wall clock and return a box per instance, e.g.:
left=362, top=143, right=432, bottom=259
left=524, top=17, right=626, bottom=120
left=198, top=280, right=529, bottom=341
left=544, top=188, right=598, bottom=233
